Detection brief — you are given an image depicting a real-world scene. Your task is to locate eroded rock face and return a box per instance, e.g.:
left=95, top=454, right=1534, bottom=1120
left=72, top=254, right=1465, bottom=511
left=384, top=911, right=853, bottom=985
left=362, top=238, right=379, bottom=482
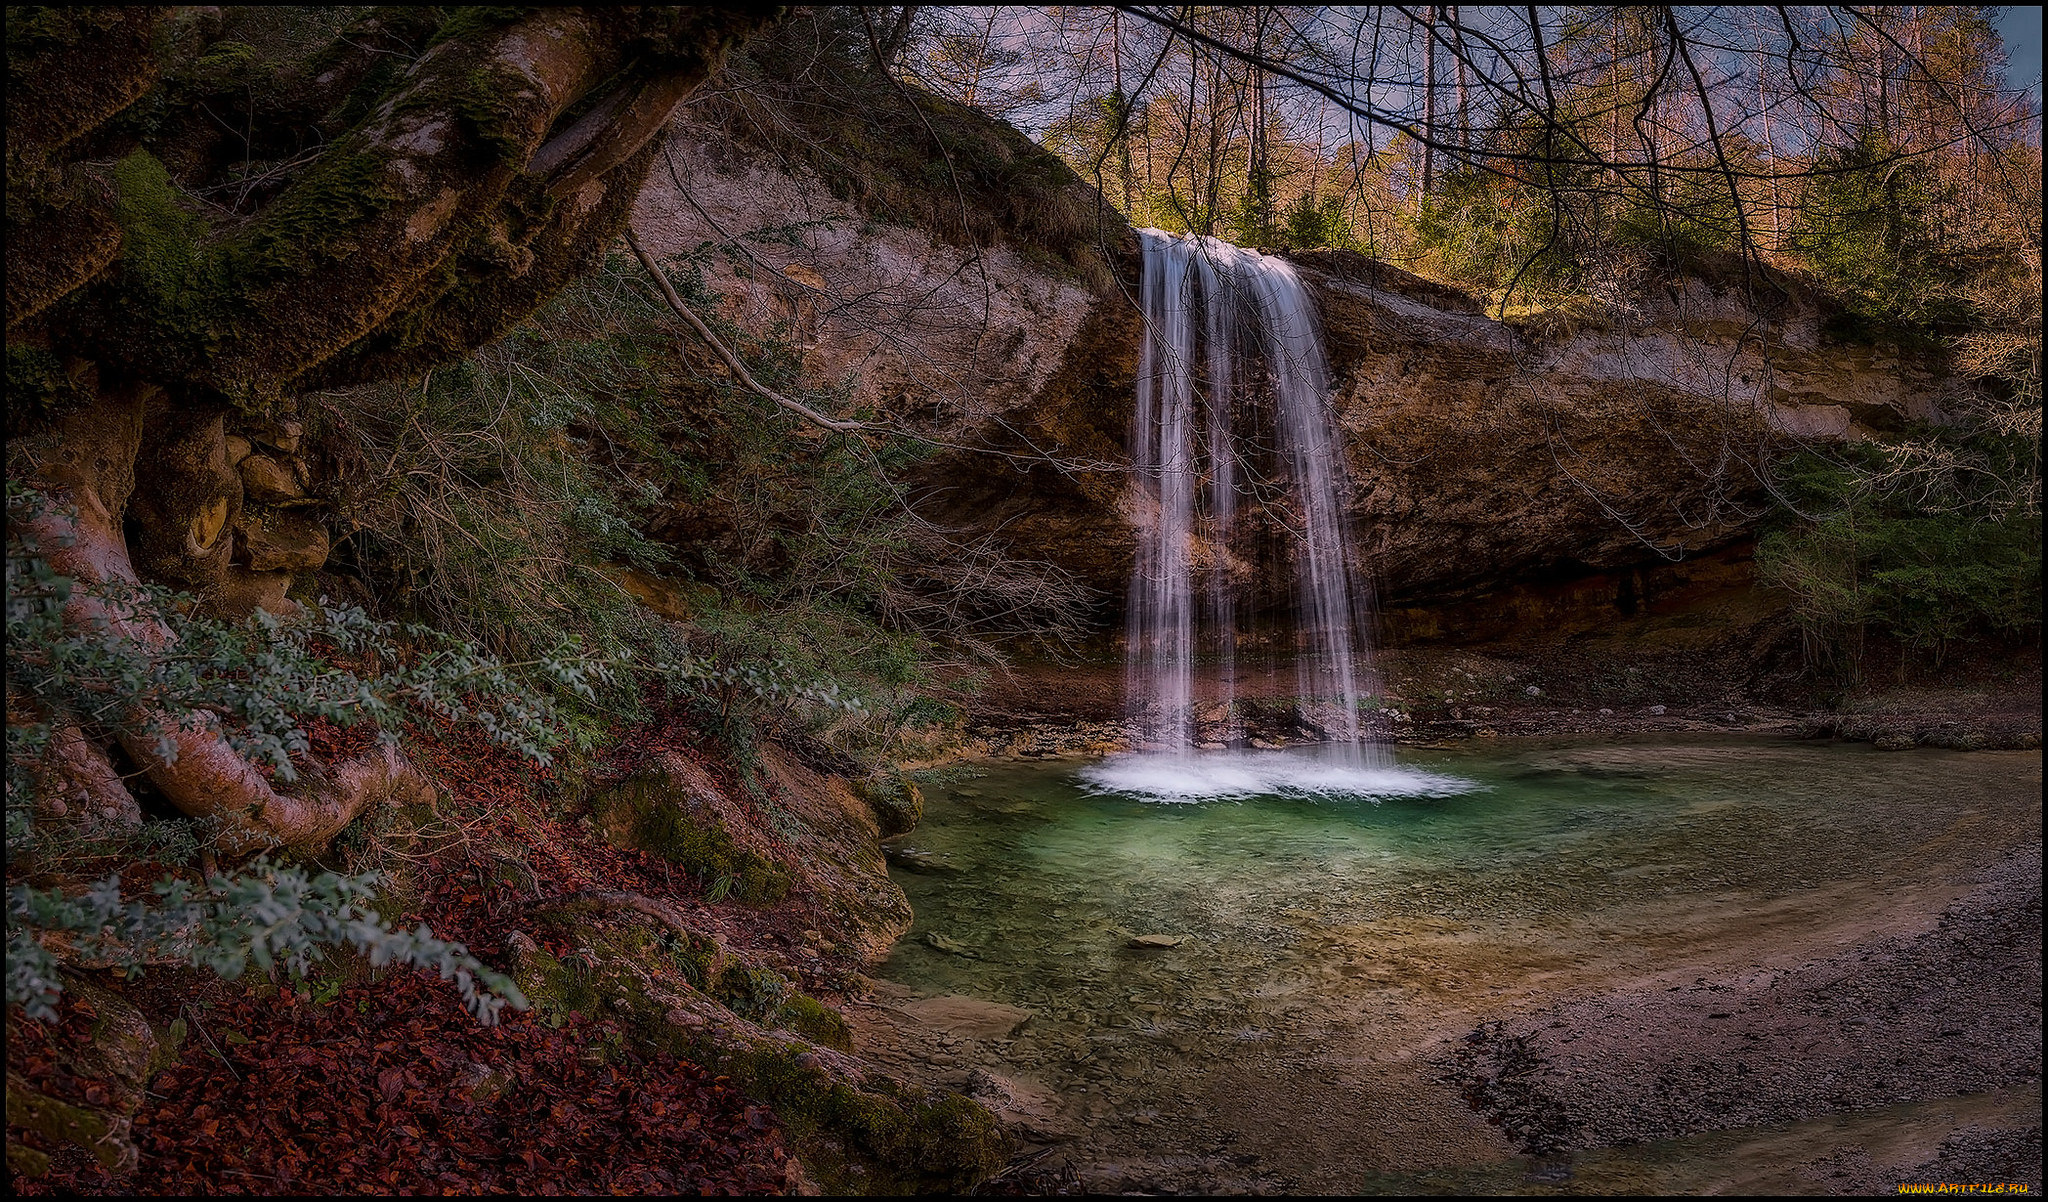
left=931, top=249, right=1946, bottom=633
left=633, top=115, right=1943, bottom=646
left=632, top=117, right=1103, bottom=436
left=1297, top=252, right=1941, bottom=609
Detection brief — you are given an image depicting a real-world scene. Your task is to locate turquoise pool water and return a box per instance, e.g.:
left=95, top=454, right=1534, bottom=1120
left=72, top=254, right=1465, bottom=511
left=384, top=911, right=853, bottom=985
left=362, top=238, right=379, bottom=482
left=874, top=737, right=2042, bottom=1192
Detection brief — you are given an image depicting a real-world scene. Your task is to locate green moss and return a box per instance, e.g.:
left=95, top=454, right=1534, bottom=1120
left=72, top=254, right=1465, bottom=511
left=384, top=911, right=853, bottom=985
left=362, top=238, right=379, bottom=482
left=591, top=775, right=791, bottom=905
left=339, top=246, right=465, bottom=358
left=775, top=993, right=853, bottom=1052
left=425, top=7, right=541, bottom=50
left=734, top=1042, right=1010, bottom=1194
left=99, top=147, right=265, bottom=378
left=450, top=65, right=534, bottom=161
left=7, top=1139, right=52, bottom=1179
left=110, top=149, right=217, bottom=314
left=509, top=938, right=621, bottom=1024
left=653, top=926, right=725, bottom=990
left=3, top=1074, right=129, bottom=1173
left=234, top=148, right=395, bottom=281
left=186, top=40, right=262, bottom=90
left=853, top=773, right=923, bottom=837
left=391, top=51, right=536, bottom=164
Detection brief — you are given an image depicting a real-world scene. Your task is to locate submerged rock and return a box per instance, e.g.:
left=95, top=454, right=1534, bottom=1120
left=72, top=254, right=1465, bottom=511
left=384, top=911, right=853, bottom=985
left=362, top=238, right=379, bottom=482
left=924, top=933, right=976, bottom=958
left=885, top=847, right=963, bottom=876
left=1127, top=934, right=1186, bottom=949
left=900, top=995, right=1034, bottom=1040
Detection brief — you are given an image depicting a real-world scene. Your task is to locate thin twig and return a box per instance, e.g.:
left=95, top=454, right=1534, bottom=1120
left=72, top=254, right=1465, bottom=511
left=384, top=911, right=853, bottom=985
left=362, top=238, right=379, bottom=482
left=623, top=229, right=869, bottom=434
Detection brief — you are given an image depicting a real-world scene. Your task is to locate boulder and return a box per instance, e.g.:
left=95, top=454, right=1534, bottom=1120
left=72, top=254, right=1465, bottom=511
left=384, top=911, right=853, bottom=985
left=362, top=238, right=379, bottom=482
left=854, top=773, right=924, bottom=837
left=237, top=453, right=305, bottom=504
left=236, top=507, right=330, bottom=572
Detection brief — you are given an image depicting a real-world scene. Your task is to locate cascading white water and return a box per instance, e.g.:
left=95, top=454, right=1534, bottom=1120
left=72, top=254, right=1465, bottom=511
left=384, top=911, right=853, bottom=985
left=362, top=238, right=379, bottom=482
left=1122, top=229, right=1385, bottom=777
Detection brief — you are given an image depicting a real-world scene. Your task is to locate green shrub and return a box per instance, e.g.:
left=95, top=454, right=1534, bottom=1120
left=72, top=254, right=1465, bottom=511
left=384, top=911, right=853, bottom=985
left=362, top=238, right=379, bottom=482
left=1757, top=447, right=2041, bottom=670
left=1789, top=134, right=1973, bottom=340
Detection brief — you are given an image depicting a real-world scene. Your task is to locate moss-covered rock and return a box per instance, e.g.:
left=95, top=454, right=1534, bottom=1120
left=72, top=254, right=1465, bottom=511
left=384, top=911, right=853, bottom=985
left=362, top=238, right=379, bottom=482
left=589, top=773, right=790, bottom=905
left=508, top=899, right=1011, bottom=1194
left=108, top=148, right=235, bottom=349
left=776, top=993, right=854, bottom=1052
left=5, top=1071, right=130, bottom=1174
left=731, top=1042, right=1010, bottom=1195
left=853, top=772, right=923, bottom=837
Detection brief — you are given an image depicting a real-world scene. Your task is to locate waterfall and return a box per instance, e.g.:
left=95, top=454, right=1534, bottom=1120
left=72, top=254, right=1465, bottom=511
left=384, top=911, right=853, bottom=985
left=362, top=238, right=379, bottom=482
left=1124, top=229, right=1382, bottom=766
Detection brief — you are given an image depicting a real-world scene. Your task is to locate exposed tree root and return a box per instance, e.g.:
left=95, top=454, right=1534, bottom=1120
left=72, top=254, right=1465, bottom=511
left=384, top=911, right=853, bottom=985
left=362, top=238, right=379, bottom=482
left=34, top=725, right=141, bottom=830
left=16, top=392, right=422, bottom=853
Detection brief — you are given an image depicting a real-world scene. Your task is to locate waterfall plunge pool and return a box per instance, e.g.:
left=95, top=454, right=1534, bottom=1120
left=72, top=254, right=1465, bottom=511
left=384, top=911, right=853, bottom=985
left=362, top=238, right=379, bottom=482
left=870, top=736, right=2043, bottom=1194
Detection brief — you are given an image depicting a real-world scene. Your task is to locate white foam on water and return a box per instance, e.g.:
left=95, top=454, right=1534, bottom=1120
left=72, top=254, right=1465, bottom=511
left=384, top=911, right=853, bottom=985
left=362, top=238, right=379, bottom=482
left=1077, top=749, right=1478, bottom=804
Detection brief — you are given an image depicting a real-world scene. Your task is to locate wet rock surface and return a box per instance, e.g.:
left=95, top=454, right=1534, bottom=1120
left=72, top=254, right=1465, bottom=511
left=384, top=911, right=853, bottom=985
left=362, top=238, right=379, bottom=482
left=942, top=643, right=2042, bottom=764
left=628, top=94, right=1959, bottom=650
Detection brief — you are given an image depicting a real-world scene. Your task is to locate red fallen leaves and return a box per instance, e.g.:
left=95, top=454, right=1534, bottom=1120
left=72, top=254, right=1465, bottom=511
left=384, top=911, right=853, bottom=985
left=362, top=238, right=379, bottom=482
left=382, top=709, right=825, bottom=978
left=14, top=971, right=796, bottom=1196
left=10, top=700, right=827, bottom=1196
left=300, top=713, right=382, bottom=763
